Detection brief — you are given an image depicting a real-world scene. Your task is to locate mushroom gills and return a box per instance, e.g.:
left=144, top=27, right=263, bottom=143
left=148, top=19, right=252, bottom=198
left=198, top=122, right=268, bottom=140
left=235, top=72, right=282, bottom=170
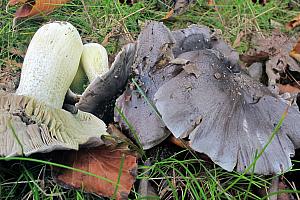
left=0, top=22, right=107, bottom=157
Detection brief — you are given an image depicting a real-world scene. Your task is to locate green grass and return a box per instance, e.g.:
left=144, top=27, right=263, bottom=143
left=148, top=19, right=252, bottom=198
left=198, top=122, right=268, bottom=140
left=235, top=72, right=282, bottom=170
left=1, top=0, right=300, bottom=199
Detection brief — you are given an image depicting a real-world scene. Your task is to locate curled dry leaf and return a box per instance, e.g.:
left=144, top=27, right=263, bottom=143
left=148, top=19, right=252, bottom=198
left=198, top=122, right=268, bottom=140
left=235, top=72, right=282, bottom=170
left=252, top=30, right=299, bottom=86
left=8, top=0, right=70, bottom=19
left=55, top=146, right=137, bottom=200
left=286, top=14, right=300, bottom=30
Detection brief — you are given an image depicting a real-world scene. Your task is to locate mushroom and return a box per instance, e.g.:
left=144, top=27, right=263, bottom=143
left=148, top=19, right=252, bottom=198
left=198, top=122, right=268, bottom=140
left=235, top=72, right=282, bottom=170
left=70, top=43, right=109, bottom=94
left=114, top=22, right=214, bottom=149
left=76, top=43, right=137, bottom=120
left=154, top=49, right=300, bottom=174
left=0, top=21, right=107, bottom=157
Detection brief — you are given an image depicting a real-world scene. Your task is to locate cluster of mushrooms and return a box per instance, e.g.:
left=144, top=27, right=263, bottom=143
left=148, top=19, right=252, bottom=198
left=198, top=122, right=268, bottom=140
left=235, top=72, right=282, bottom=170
left=1, top=21, right=300, bottom=176
left=114, top=22, right=300, bottom=175
left=0, top=22, right=108, bottom=156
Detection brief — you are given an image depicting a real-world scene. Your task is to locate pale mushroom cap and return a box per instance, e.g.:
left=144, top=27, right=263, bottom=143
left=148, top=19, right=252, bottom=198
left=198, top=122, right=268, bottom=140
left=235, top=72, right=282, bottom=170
left=81, top=43, right=109, bottom=82
left=0, top=92, right=107, bottom=157
left=16, top=21, right=83, bottom=109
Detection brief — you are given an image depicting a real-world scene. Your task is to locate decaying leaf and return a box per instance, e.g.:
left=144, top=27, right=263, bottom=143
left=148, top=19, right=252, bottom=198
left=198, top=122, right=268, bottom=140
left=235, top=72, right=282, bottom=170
left=155, top=49, right=300, bottom=174
left=286, top=14, right=300, bottom=30
left=115, top=22, right=214, bottom=149
left=278, top=84, right=300, bottom=94
left=252, top=30, right=299, bottom=85
left=0, top=60, right=21, bottom=92
left=239, top=51, right=269, bottom=67
left=289, top=37, right=300, bottom=62
left=163, top=0, right=195, bottom=20
left=55, top=145, right=137, bottom=200
left=7, top=0, right=70, bottom=19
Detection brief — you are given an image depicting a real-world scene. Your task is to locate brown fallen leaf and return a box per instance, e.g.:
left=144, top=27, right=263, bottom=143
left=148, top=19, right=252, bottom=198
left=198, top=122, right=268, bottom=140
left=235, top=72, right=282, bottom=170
left=290, top=37, right=300, bottom=62
left=277, top=181, right=292, bottom=200
left=0, top=59, right=21, bottom=92
left=286, top=14, right=300, bottom=30
left=162, top=0, right=195, bottom=20
left=278, top=84, right=300, bottom=94
left=162, top=9, right=174, bottom=20
left=250, top=30, right=299, bottom=85
left=239, top=51, right=269, bottom=67
left=8, top=0, right=70, bottom=19
left=55, top=146, right=137, bottom=200
left=207, top=0, right=214, bottom=5
left=3, top=58, right=22, bottom=68
left=168, top=136, right=190, bottom=149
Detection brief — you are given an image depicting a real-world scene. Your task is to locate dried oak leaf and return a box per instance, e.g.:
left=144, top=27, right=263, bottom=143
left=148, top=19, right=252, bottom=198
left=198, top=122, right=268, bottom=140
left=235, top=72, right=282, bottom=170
left=252, top=30, right=299, bottom=85
left=115, top=22, right=213, bottom=149
left=286, top=14, right=300, bottom=30
left=55, top=146, right=137, bottom=200
left=7, top=0, right=70, bottom=19
left=155, top=49, right=300, bottom=174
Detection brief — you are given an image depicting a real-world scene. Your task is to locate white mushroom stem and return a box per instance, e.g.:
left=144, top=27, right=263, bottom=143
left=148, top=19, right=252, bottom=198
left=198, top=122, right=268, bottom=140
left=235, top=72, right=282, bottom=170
left=16, top=22, right=83, bottom=109
left=70, top=43, right=109, bottom=93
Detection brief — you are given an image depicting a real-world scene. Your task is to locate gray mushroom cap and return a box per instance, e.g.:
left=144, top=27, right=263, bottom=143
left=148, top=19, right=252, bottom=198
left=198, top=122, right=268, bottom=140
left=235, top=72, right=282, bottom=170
left=76, top=43, right=136, bottom=118
left=115, top=22, right=176, bottom=149
left=154, top=49, right=300, bottom=174
left=115, top=22, right=215, bottom=149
